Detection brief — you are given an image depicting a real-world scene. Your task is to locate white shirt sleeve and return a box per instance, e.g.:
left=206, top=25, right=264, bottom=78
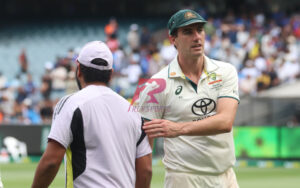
left=136, top=117, right=152, bottom=158
left=136, top=136, right=152, bottom=158
left=48, top=96, right=73, bottom=149
left=218, top=64, right=240, bottom=102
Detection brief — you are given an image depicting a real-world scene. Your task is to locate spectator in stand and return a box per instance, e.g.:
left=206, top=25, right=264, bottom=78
left=127, top=24, right=140, bottom=51
left=236, top=22, right=249, bottom=47
left=254, top=51, right=268, bottom=74
left=39, top=98, right=53, bottom=125
left=23, top=73, right=35, bottom=98
left=106, top=33, right=120, bottom=53
left=0, top=109, right=3, bottom=123
left=240, top=60, right=261, bottom=79
left=120, top=52, right=143, bottom=98
left=256, top=71, right=271, bottom=92
left=277, top=58, right=300, bottom=83
left=50, top=64, right=68, bottom=102
left=239, top=74, right=257, bottom=96
left=285, top=35, right=298, bottom=62
left=204, top=17, right=216, bottom=39
left=0, top=85, right=15, bottom=123
left=12, top=93, right=24, bottom=123
left=15, top=85, right=27, bottom=105
left=104, top=17, right=118, bottom=39
left=266, top=65, right=280, bottom=88
left=112, top=46, right=126, bottom=74
left=65, top=64, right=78, bottom=95
left=206, top=34, right=221, bottom=60
left=19, top=48, right=28, bottom=73
left=0, top=87, right=9, bottom=123
left=160, top=39, right=177, bottom=65
left=22, top=98, right=41, bottom=125
left=140, top=26, right=152, bottom=50
left=40, top=62, right=53, bottom=100
left=147, top=50, right=163, bottom=77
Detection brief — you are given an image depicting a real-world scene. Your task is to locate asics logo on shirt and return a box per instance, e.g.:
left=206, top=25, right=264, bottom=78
left=175, top=86, right=183, bottom=95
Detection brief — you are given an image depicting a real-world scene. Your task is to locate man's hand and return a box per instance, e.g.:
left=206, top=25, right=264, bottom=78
left=143, top=119, right=183, bottom=138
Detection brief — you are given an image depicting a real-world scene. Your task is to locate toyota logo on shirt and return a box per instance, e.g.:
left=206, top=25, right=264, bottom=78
left=191, top=98, right=216, bottom=116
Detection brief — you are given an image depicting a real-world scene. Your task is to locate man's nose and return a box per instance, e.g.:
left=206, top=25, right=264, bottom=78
left=193, top=30, right=201, bottom=40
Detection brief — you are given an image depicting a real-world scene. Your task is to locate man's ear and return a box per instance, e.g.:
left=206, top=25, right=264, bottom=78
left=169, top=35, right=177, bottom=49
left=76, top=63, right=81, bottom=77
left=109, top=68, right=114, bottom=82
left=169, top=35, right=176, bottom=44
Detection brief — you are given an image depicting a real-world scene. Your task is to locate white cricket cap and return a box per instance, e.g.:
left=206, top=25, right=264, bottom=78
left=77, top=41, right=113, bottom=70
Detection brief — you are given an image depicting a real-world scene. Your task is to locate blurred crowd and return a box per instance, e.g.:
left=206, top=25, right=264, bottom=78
left=0, top=10, right=299, bottom=125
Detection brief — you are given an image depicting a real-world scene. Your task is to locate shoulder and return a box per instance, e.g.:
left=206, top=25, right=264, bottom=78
left=212, top=58, right=236, bottom=69
left=53, top=86, right=94, bottom=115
left=207, top=57, right=238, bottom=75
left=52, top=92, right=81, bottom=120
left=151, top=65, right=169, bottom=79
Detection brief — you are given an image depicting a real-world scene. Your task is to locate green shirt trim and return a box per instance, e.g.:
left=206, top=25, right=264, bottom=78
left=185, top=76, right=198, bottom=93
left=142, top=117, right=152, bottom=121
left=218, top=96, right=240, bottom=104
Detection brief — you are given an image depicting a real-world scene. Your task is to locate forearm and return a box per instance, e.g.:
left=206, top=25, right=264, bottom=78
left=135, top=171, right=152, bottom=188
left=135, top=154, right=152, bottom=188
left=32, top=140, right=65, bottom=188
left=31, top=158, right=61, bottom=188
left=180, top=113, right=234, bottom=136
left=143, top=98, right=238, bottom=138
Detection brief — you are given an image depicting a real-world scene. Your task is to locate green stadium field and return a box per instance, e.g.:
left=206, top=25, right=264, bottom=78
left=1, top=161, right=300, bottom=188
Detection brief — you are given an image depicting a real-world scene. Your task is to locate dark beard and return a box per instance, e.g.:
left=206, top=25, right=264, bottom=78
left=75, top=66, right=82, bottom=90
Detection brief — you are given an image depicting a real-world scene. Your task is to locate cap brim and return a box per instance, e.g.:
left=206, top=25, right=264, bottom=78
left=179, top=19, right=207, bottom=28
left=169, top=19, right=207, bottom=35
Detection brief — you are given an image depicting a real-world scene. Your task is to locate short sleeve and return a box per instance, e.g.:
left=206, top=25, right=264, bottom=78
left=48, top=96, right=73, bottom=149
left=136, top=118, right=152, bottom=158
left=137, top=78, right=167, bottom=120
left=218, top=65, right=240, bottom=103
left=136, top=136, right=152, bottom=158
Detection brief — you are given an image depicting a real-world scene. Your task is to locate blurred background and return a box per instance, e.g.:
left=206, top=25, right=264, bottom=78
left=0, top=0, right=299, bottom=187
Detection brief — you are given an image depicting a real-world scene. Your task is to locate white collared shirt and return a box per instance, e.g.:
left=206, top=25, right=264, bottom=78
left=49, top=85, right=151, bottom=188
left=138, top=55, right=239, bottom=174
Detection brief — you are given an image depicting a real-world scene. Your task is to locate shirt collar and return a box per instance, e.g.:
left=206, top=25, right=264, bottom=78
left=168, top=55, right=219, bottom=80
left=168, top=56, right=185, bottom=79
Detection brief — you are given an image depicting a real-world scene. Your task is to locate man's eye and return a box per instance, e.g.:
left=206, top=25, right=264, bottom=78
left=197, top=28, right=203, bottom=32
left=183, top=30, right=192, bottom=34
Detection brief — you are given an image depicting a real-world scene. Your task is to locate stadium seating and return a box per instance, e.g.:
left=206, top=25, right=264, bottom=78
left=0, top=19, right=164, bottom=84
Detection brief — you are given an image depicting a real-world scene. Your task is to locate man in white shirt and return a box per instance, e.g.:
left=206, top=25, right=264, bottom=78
left=139, top=9, right=240, bottom=188
left=32, top=41, right=152, bottom=188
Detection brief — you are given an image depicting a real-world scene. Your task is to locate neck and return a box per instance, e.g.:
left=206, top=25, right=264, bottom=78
left=178, top=55, right=205, bottom=83
left=82, top=82, right=107, bottom=88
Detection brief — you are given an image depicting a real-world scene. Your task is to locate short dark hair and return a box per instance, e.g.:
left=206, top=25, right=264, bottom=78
left=79, top=63, right=112, bottom=84
left=170, top=29, right=178, bottom=37
left=170, top=29, right=178, bottom=49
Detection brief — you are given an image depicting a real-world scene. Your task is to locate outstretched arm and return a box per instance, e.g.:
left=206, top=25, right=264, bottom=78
left=32, top=139, right=66, bottom=188
left=143, top=97, right=238, bottom=138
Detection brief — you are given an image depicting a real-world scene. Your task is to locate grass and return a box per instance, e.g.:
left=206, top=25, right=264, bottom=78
left=1, top=161, right=300, bottom=188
